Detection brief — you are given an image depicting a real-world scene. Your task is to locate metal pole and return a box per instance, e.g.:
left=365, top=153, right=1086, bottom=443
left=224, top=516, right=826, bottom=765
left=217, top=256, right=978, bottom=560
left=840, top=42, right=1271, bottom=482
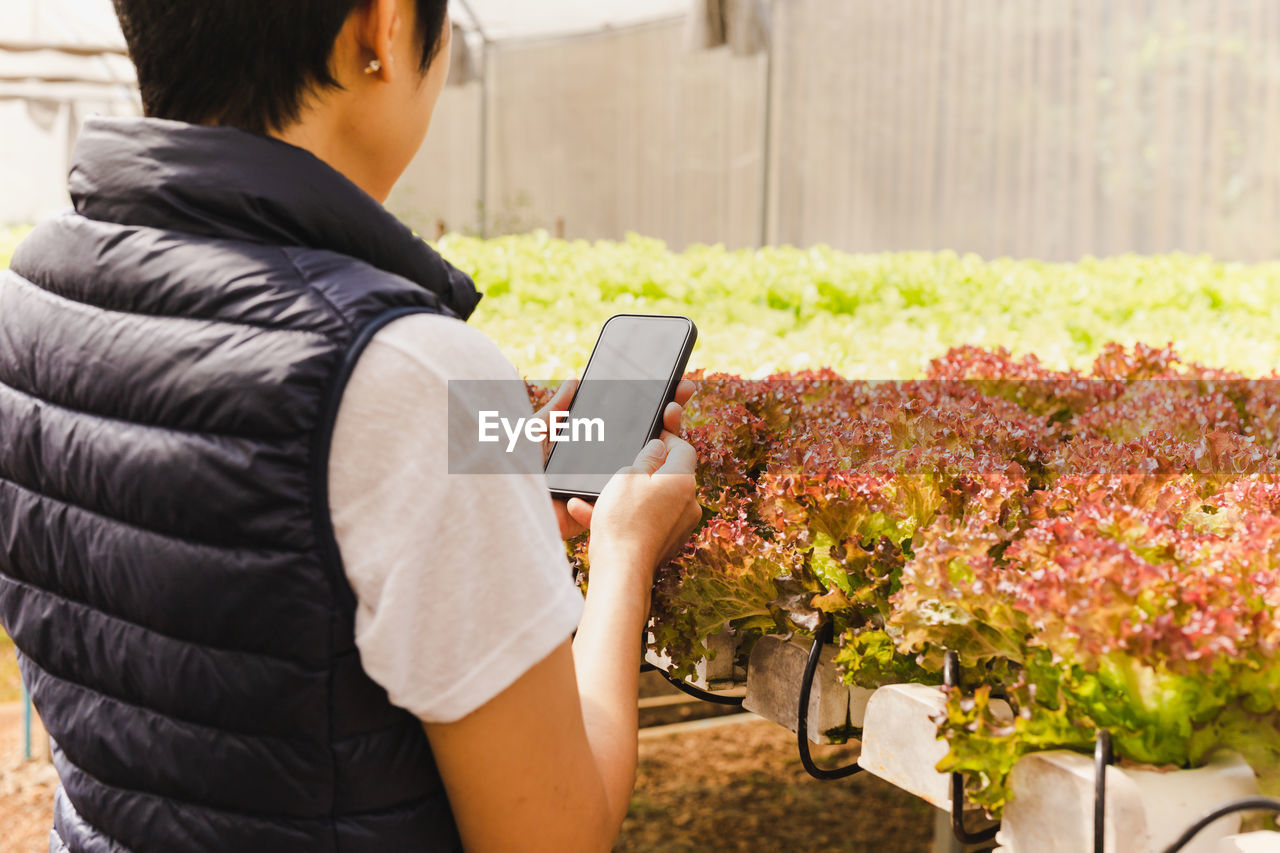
left=478, top=44, right=489, bottom=238
left=0, top=39, right=130, bottom=57
left=758, top=0, right=777, bottom=249
left=932, top=808, right=965, bottom=853
left=454, top=0, right=491, bottom=238
left=21, top=681, right=32, bottom=761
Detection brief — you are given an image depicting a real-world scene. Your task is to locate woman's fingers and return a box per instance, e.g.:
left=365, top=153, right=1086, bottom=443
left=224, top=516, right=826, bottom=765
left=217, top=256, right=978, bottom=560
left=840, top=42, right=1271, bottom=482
left=657, top=432, right=697, bottom=475
left=566, top=497, right=594, bottom=529
left=535, top=378, right=578, bottom=424
left=662, top=401, right=683, bottom=434
left=546, top=378, right=578, bottom=412
left=553, top=499, right=587, bottom=539
left=535, top=379, right=579, bottom=462
left=662, top=379, right=696, bottom=434
left=631, top=438, right=670, bottom=476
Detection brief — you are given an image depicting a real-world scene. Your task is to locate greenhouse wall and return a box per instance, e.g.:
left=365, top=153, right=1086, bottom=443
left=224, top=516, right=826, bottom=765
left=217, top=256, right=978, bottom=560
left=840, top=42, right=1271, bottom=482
left=766, top=0, right=1280, bottom=260
left=388, top=0, right=1280, bottom=261
left=5, top=0, right=1280, bottom=261
left=386, top=82, right=485, bottom=236
left=483, top=21, right=768, bottom=249
left=0, top=96, right=138, bottom=225
left=389, top=19, right=769, bottom=248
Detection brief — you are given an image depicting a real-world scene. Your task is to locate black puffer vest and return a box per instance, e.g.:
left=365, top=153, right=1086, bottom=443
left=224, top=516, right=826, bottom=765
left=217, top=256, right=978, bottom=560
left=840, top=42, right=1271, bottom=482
left=0, top=117, right=481, bottom=852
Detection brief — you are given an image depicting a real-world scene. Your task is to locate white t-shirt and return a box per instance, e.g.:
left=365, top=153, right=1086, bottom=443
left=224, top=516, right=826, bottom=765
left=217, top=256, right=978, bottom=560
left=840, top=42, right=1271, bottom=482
left=327, top=314, right=585, bottom=724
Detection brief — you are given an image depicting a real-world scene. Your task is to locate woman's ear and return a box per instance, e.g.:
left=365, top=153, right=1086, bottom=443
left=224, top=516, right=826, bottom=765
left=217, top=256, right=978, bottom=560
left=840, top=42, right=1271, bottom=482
left=359, top=0, right=401, bottom=81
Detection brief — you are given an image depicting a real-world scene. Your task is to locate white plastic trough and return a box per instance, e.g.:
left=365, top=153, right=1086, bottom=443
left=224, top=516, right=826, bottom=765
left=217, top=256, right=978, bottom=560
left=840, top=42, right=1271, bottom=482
left=1216, top=832, right=1280, bottom=853
left=648, top=631, right=1276, bottom=853
left=996, top=750, right=1260, bottom=853
left=739, top=635, right=874, bottom=745
left=857, top=682, right=1010, bottom=811
left=643, top=627, right=741, bottom=690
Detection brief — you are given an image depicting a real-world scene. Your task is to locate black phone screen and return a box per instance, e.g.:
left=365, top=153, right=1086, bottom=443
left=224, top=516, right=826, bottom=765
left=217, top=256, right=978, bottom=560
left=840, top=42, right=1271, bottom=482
left=544, top=314, right=696, bottom=500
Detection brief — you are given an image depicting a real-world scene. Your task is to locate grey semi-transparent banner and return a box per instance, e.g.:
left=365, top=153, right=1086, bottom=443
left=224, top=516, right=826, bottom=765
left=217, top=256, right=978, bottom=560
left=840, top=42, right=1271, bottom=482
left=448, top=377, right=1280, bottom=480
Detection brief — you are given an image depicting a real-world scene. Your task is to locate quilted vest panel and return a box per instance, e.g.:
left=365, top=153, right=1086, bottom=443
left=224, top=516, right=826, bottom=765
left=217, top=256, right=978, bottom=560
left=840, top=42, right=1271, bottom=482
left=0, top=117, right=481, bottom=852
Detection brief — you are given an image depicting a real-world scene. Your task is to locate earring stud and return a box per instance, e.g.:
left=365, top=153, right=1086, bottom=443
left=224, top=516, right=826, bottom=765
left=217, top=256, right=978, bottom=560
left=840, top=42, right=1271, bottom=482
left=364, top=59, right=382, bottom=75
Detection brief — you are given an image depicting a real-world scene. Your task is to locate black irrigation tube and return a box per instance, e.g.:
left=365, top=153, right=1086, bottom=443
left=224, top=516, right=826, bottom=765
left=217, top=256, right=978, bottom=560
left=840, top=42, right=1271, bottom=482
left=642, top=652, right=745, bottom=707
left=658, top=670, right=746, bottom=706
left=943, top=651, right=1001, bottom=846
left=649, top=639, right=1280, bottom=848
left=1091, top=730, right=1280, bottom=853
left=1078, top=714, right=1280, bottom=853
left=796, top=620, right=863, bottom=780
left=1093, top=729, right=1113, bottom=853
left=1161, top=798, right=1280, bottom=853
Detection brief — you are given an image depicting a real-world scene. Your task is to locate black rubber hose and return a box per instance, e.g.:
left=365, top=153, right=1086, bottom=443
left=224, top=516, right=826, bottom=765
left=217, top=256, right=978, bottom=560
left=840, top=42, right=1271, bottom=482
left=1162, top=798, right=1280, bottom=853
left=658, top=670, right=746, bottom=706
left=1094, top=730, right=1113, bottom=853
left=796, top=620, right=862, bottom=780
left=943, top=650, right=1000, bottom=845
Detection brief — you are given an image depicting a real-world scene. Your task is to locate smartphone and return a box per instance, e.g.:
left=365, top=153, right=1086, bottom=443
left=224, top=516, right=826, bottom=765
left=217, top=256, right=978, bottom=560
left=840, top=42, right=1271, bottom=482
left=545, top=314, right=697, bottom=501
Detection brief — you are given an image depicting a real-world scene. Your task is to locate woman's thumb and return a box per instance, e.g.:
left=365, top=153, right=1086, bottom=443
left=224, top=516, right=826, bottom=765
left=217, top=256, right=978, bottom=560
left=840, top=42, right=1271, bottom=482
left=631, top=438, right=668, bottom=475
left=548, top=378, right=577, bottom=410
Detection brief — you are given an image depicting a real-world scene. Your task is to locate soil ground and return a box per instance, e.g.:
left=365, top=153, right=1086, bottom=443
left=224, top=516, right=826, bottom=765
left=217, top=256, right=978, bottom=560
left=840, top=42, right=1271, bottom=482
left=0, top=704, right=57, bottom=853
left=0, top=653, right=936, bottom=853
left=1, top=635, right=20, bottom=704
left=617, top=715, right=936, bottom=852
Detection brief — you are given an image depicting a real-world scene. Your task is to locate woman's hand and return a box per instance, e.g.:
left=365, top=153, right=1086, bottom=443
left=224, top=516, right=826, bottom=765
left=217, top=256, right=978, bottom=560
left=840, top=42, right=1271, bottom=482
left=537, top=378, right=696, bottom=540
left=567, top=431, right=702, bottom=586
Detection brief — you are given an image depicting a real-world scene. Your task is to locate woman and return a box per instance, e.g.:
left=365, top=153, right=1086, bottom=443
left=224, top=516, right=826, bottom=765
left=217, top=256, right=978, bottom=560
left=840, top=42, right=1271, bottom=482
left=0, top=0, right=702, bottom=850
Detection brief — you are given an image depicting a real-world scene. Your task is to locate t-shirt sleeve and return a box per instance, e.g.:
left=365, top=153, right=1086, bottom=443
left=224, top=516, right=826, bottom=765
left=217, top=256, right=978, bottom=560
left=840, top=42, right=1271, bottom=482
left=327, top=313, right=583, bottom=724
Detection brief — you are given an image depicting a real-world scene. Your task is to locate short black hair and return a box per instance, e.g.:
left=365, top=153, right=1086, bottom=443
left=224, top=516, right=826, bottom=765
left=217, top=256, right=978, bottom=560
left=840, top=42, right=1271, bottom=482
left=112, top=0, right=450, bottom=134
